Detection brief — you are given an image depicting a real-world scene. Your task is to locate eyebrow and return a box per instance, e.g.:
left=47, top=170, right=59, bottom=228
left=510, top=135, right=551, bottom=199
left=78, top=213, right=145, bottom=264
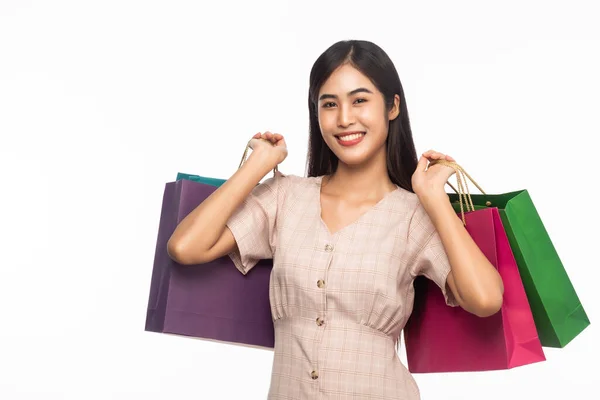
left=318, top=87, right=373, bottom=101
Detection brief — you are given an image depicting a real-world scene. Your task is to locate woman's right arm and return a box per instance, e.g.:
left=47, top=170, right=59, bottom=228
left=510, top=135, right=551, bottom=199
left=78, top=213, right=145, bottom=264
left=167, top=133, right=287, bottom=265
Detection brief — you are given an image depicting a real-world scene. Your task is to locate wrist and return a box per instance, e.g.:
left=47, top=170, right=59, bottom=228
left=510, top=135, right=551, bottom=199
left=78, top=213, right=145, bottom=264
left=245, top=150, right=278, bottom=176
left=416, top=189, right=448, bottom=209
left=417, top=191, right=454, bottom=224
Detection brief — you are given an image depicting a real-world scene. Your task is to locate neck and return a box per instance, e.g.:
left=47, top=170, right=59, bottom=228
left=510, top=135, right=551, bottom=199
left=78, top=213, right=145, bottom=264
left=324, top=147, right=397, bottom=201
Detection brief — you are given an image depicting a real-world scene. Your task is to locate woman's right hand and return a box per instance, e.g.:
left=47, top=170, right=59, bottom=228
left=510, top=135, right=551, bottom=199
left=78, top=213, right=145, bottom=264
left=248, top=131, right=288, bottom=169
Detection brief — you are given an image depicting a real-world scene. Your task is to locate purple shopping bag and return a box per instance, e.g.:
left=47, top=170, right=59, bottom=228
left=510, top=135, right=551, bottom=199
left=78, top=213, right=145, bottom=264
left=144, top=178, right=274, bottom=349
left=403, top=207, right=545, bottom=372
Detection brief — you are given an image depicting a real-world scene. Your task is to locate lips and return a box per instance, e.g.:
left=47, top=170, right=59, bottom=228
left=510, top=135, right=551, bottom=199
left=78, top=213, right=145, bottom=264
left=335, top=131, right=366, bottom=140
left=334, top=131, right=366, bottom=146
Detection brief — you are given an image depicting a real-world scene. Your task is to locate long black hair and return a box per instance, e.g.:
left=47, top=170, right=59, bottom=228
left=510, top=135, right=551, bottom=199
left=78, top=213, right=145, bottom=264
left=306, top=40, right=418, bottom=192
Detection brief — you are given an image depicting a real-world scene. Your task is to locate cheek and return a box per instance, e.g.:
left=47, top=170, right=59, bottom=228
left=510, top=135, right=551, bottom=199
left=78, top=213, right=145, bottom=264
left=356, top=108, right=369, bottom=120
left=357, top=108, right=382, bottom=129
left=318, top=112, right=336, bottom=133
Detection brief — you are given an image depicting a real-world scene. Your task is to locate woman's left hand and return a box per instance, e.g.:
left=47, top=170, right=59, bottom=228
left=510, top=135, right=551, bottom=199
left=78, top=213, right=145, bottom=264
left=411, top=149, right=456, bottom=203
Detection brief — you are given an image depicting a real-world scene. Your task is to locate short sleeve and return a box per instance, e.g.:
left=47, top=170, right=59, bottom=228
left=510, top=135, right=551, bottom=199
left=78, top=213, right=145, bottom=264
left=408, top=202, right=458, bottom=307
left=225, top=173, right=287, bottom=275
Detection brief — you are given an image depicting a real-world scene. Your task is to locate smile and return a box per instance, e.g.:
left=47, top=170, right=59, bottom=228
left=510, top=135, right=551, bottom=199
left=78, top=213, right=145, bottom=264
left=335, top=132, right=366, bottom=146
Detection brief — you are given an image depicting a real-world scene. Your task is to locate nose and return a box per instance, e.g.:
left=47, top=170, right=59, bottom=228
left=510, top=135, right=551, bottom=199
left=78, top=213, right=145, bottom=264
left=337, top=103, right=355, bottom=128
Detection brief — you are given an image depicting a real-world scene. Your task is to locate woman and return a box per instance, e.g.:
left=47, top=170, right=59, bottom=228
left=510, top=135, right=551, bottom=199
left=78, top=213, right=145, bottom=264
left=167, top=40, right=504, bottom=399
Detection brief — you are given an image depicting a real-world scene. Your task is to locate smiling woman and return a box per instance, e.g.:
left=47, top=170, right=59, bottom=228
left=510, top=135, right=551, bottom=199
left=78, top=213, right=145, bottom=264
left=319, top=86, right=374, bottom=146
left=167, top=39, right=504, bottom=400
left=316, top=65, right=399, bottom=167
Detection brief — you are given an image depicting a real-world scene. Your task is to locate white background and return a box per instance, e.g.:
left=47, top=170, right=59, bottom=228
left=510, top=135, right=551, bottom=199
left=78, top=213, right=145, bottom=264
left=1, top=0, right=598, bottom=399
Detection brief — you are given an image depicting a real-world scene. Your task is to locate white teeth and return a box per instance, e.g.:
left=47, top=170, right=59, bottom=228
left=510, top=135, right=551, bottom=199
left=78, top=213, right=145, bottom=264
left=338, top=133, right=364, bottom=141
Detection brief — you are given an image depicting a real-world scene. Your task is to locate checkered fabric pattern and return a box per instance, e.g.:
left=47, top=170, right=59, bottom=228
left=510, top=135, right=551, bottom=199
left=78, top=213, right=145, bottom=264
left=226, top=174, right=456, bottom=399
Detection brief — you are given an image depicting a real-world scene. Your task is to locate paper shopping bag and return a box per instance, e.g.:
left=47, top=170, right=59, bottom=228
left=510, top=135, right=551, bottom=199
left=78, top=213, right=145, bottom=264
left=447, top=189, right=589, bottom=348
left=145, top=139, right=280, bottom=349
left=403, top=206, right=546, bottom=373
left=176, top=172, right=226, bottom=187
left=144, top=177, right=275, bottom=348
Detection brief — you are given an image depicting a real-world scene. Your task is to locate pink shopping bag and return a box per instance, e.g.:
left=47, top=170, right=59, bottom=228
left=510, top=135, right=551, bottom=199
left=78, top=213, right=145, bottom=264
left=403, top=207, right=546, bottom=373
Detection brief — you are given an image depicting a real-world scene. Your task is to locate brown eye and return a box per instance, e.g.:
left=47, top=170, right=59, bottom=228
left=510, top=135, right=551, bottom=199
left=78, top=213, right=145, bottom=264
left=323, top=102, right=336, bottom=108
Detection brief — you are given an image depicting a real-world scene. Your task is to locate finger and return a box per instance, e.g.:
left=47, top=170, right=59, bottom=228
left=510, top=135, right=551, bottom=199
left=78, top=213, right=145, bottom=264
left=416, top=155, right=428, bottom=172
left=275, top=136, right=287, bottom=148
left=248, top=137, right=260, bottom=149
left=253, top=132, right=261, bottom=139
left=262, top=133, right=275, bottom=144
left=446, top=155, right=455, bottom=162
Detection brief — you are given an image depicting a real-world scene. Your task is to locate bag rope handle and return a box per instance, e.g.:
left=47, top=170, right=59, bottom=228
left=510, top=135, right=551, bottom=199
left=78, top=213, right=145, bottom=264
left=428, top=159, right=487, bottom=225
left=238, top=138, right=279, bottom=174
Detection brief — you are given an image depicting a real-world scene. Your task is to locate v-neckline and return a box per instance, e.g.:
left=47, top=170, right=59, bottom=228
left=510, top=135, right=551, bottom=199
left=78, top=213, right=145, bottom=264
left=316, top=175, right=399, bottom=237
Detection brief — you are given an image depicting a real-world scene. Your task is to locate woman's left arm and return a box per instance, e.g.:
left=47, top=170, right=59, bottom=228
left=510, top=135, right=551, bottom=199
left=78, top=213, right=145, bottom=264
left=412, top=150, right=504, bottom=318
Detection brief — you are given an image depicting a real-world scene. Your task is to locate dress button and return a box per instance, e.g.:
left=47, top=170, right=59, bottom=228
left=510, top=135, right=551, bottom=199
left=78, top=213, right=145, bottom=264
left=324, top=244, right=334, bottom=252
left=317, top=279, right=325, bottom=288
left=311, top=370, right=319, bottom=380
left=316, top=317, right=325, bottom=326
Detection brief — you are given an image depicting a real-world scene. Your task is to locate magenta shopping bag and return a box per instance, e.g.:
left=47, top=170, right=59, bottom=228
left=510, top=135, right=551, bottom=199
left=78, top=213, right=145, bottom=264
left=403, top=207, right=546, bottom=372
left=144, top=178, right=275, bottom=349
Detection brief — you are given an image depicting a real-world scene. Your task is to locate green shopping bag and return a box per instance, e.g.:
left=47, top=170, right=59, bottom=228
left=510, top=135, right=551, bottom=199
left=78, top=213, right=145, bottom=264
left=437, top=160, right=590, bottom=348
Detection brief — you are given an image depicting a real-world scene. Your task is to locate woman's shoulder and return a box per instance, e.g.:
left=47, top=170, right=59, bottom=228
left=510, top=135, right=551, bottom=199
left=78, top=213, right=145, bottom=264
left=397, top=187, right=420, bottom=205
left=390, top=186, right=430, bottom=221
left=272, top=172, right=321, bottom=190
left=392, top=187, right=449, bottom=235
left=254, top=173, right=320, bottom=202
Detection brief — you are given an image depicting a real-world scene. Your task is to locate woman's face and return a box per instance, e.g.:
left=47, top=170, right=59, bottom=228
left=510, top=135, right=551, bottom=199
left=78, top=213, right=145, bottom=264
left=317, top=64, right=399, bottom=168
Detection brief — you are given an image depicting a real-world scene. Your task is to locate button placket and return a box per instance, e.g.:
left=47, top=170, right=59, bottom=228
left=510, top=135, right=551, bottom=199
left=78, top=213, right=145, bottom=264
left=312, top=240, right=334, bottom=384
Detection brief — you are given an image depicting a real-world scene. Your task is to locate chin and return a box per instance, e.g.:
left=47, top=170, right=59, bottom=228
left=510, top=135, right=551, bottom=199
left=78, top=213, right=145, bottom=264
left=334, top=152, right=373, bottom=168
left=333, top=145, right=384, bottom=167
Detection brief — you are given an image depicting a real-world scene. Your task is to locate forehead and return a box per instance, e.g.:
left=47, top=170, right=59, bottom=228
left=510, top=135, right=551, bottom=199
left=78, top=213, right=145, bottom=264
left=319, top=64, right=376, bottom=95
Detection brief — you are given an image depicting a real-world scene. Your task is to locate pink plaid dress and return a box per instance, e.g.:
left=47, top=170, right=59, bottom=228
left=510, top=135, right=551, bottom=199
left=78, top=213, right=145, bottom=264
left=226, top=173, right=456, bottom=399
